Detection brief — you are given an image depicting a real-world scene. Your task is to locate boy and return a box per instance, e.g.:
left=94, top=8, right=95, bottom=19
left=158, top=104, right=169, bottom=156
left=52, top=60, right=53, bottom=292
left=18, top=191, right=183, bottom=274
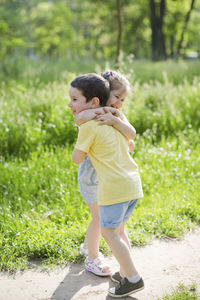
left=68, top=73, right=144, bottom=298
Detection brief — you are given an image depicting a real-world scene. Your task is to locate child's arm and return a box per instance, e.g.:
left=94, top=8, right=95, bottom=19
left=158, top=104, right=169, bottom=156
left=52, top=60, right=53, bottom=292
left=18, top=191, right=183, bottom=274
left=72, top=121, right=95, bottom=164
left=129, top=140, right=135, bottom=152
left=74, top=108, right=105, bottom=126
left=95, top=108, right=136, bottom=141
left=72, top=148, right=87, bottom=164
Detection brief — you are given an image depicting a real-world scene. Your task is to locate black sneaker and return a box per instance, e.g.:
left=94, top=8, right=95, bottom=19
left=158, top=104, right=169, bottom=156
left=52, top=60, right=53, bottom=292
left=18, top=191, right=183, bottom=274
left=111, top=272, right=123, bottom=283
left=108, top=277, right=144, bottom=298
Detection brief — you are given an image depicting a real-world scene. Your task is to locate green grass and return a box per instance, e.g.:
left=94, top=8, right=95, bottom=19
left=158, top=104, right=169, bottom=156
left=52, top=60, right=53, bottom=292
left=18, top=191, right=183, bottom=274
left=126, top=77, right=200, bottom=140
left=0, top=132, right=199, bottom=270
left=1, top=75, right=199, bottom=158
left=127, top=59, right=200, bottom=85
left=0, top=60, right=200, bottom=271
left=1, top=56, right=200, bottom=85
left=158, top=283, right=198, bottom=300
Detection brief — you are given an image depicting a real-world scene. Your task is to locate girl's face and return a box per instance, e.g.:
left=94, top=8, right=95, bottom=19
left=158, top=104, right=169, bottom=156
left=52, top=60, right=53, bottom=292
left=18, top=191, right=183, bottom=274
left=106, top=86, right=128, bottom=109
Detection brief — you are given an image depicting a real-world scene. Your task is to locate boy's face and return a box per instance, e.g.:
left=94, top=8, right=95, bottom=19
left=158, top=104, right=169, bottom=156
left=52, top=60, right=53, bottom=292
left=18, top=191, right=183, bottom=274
left=68, top=86, right=93, bottom=115
left=107, top=86, right=128, bottom=109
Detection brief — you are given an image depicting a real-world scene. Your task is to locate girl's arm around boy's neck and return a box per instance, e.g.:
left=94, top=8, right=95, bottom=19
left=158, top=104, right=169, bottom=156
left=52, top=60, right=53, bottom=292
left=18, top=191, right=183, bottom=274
left=110, top=116, right=136, bottom=141
left=75, top=106, right=136, bottom=141
left=74, top=107, right=119, bottom=126
left=74, top=108, right=105, bottom=126
left=98, top=107, right=136, bottom=141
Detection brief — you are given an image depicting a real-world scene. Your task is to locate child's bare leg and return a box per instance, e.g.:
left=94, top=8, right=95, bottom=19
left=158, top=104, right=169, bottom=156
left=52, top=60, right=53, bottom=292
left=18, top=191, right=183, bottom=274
left=118, top=222, right=131, bottom=276
left=101, top=226, right=138, bottom=277
left=84, top=202, right=101, bottom=260
left=119, top=222, right=131, bottom=249
left=84, top=203, right=110, bottom=274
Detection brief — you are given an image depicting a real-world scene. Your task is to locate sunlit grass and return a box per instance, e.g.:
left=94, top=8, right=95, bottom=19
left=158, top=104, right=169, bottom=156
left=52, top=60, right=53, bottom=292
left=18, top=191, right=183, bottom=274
left=0, top=62, right=200, bottom=270
left=1, top=56, right=200, bottom=85
left=0, top=130, right=199, bottom=270
left=158, top=283, right=198, bottom=300
left=0, top=75, right=199, bottom=157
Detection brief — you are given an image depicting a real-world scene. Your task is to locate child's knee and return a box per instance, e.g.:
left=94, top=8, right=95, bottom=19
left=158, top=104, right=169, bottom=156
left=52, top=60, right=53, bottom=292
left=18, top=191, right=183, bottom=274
left=101, top=226, right=116, bottom=241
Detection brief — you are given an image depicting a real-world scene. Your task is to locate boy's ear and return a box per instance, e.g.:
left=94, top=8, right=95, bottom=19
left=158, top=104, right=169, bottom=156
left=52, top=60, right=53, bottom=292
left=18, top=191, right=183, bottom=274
left=91, top=97, right=100, bottom=107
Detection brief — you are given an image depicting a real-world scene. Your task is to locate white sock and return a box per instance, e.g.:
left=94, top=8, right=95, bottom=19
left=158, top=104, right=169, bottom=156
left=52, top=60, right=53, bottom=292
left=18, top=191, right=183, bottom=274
left=127, top=273, right=141, bottom=283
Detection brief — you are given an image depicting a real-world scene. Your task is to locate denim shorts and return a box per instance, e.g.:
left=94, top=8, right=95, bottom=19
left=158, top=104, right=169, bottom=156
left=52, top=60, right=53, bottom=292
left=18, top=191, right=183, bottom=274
left=99, top=199, right=138, bottom=228
left=78, top=155, right=98, bottom=204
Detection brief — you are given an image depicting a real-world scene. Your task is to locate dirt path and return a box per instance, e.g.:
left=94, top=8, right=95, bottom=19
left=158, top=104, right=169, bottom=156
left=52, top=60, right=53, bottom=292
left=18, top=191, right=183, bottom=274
left=1, top=228, right=200, bottom=300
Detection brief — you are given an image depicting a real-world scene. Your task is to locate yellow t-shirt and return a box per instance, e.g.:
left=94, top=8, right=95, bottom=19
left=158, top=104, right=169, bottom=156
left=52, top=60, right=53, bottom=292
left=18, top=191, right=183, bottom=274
left=75, top=120, right=143, bottom=205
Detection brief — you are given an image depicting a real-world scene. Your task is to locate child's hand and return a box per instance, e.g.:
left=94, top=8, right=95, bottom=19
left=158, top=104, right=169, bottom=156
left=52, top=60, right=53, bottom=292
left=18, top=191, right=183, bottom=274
left=129, top=140, right=135, bottom=152
left=103, top=107, right=121, bottom=117
left=75, top=109, right=103, bottom=125
left=95, top=112, right=117, bottom=126
left=93, top=107, right=106, bottom=115
left=94, top=107, right=121, bottom=118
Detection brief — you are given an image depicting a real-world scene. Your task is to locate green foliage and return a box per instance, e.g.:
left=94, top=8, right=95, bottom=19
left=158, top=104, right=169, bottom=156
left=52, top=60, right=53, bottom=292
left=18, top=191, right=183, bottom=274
left=0, top=0, right=200, bottom=60
left=1, top=60, right=200, bottom=157
left=0, top=0, right=25, bottom=59
left=129, top=133, right=200, bottom=240
left=0, top=131, right=199, bottom=271
left=0, top=55, right=109, bottom=84
left=127, top=74, right=200, bottom=139
left=2, top=56, right=200, bottom=85
left=0, top=61, right=200, bottom=271
left=158, top=283, right=198, bottom=300
left=31, top=2, right=77, bottom=56
left=0, top=79, right=78, bottom=157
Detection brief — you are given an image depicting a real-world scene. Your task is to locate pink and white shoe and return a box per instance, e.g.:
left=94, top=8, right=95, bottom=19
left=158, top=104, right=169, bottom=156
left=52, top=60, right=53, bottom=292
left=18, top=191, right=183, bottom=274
left=85, top=256, right=111, bottom=277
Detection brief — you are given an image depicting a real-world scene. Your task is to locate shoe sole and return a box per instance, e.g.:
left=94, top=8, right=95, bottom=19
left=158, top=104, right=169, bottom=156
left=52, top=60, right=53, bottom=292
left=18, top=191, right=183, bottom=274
left=108, top=285, right=144, bottom=298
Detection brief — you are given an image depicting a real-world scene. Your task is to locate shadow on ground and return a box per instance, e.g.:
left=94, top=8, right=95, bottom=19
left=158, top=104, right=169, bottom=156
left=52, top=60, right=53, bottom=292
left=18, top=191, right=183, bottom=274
left=51, top=262, right=138, bottom=300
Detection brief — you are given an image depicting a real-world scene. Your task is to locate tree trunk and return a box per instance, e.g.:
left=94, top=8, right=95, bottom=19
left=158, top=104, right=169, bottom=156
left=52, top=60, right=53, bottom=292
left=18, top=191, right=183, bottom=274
left=149, top=0, right=166, bottom=61
left=25, top=0, right=35, bottom=59
left=170, top=35, right=175, bottom=58
left=116, top=0, right=122, bottom=68
left=177, top=0, right=196, bottom=56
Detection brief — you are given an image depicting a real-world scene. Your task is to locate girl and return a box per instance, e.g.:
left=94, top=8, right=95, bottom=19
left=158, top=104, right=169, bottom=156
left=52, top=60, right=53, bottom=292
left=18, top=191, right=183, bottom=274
left=75, top=70, right=136, bottom=277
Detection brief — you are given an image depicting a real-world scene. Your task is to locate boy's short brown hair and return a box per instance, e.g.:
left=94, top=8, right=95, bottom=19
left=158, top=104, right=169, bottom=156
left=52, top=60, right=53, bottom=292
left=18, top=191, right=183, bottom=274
left=70, top=73, right=110, bottom=107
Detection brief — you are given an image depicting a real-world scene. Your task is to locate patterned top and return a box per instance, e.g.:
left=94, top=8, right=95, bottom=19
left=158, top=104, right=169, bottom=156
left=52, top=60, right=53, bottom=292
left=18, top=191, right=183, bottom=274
left=78, top=155, right=98, bottom=204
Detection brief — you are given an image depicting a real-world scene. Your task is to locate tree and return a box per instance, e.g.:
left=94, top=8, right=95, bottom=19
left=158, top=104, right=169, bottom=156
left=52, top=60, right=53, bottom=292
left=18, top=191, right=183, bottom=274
left=0, top=0, right=200, bottom=62
left=116, top=0, right=122, bottom=68
left=149, top=0, right=166, bottom=60
left=177, top=0, right=196, bottom=56
left=0, top=0, right=24, bottom=59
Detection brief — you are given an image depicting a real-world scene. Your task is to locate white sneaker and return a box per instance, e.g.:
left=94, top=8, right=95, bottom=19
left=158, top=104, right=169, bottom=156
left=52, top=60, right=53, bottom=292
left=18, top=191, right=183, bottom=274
left=80, top=243, right=88, bottom=256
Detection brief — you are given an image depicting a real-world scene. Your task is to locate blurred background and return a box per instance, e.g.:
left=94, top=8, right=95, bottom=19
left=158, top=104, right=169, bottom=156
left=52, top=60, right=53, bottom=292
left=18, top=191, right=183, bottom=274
left=0, top=0, right=200, bottom=82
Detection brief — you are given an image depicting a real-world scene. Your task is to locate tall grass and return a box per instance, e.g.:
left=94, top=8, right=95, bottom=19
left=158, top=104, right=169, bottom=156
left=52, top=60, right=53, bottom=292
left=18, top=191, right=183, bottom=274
left=126, top=77, right=200, bottom=140
left=1, top=76, right=200, bottom=157
left=1, top=56, right=200, bottom=85
left=0, top=61, right=200, bottom=271
left=0, top=80, right=77, bottom=158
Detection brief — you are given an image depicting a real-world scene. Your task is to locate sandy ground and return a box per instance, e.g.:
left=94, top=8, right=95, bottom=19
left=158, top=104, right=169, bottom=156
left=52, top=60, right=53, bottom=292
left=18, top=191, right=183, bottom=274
left=0, top=228, right=200, bottom=300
